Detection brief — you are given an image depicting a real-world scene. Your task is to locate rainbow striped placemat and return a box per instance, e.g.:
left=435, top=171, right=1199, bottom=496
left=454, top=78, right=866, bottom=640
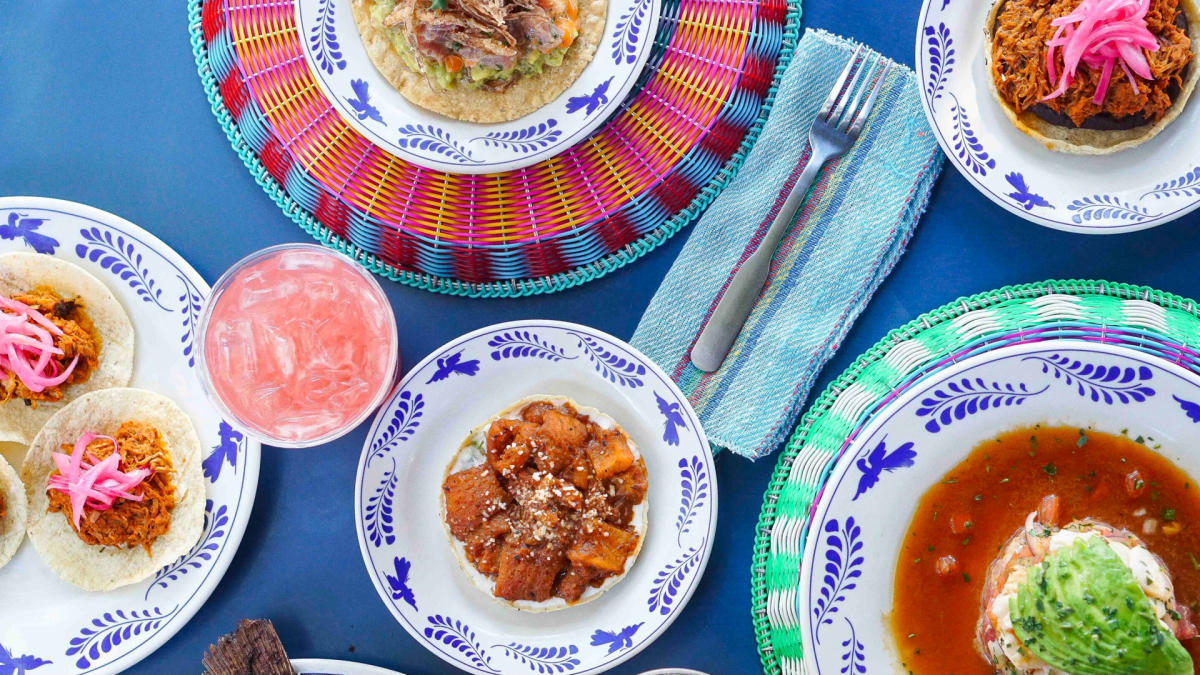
left=190, top=0, right=801, bottom=296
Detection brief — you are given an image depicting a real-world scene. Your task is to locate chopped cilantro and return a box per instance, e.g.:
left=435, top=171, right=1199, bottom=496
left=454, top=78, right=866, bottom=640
left=1043, top=463, right=1057, bottom=477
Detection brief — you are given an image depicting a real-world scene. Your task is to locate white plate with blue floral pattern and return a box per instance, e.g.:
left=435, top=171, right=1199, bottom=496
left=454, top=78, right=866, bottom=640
left=799, top=339, right=1200, bottom=673
left=293, top=658, right=405, bottom=674
left=296, top=0, right=660, bottom=174
left=916, top=0, right=1200, bottom=233
left=0, top=197, right=260, bottom=674
left=354, top=320, right=715, bottom=674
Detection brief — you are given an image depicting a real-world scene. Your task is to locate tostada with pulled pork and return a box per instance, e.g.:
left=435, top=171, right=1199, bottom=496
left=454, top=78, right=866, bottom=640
left=21, top=388, right=204, bottom=591
left=351, top=0, right=603, bottom=122
left=0, top=252, right=134, bottom=445
left=441, top=395, right=647, bottom=611
left=986, top=0, right=1200, bottom=153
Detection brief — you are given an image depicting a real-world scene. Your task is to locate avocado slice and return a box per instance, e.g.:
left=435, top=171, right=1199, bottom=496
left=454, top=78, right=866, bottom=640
left=1010, top=536, right=1193, bottom=675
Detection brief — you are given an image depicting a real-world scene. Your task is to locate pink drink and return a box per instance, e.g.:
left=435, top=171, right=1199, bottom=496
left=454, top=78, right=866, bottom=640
left=199, top=244, right=398, bottom=446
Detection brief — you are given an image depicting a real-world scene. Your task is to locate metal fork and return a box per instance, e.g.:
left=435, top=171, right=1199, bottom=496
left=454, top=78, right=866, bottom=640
left=689, top=47, right=891, bottom=373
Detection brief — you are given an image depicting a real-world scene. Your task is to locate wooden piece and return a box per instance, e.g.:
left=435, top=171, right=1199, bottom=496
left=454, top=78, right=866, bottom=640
left=202, top=619, right=295, bottom=675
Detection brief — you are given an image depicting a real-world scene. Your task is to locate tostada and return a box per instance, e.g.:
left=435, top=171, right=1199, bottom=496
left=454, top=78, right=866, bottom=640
left=0, top=453, right=25, bottom=571
left=986, top=0, right=1199, bottom=153
left=21, top=388, right=204, bottom=591
left=351, top=0, right=604, bottom=122
left=0, top=252, right=134, bottom=445
left=441, top=395, right=648, bottom=611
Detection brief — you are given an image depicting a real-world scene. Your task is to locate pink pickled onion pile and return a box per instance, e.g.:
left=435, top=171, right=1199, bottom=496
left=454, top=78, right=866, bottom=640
left=0, top=295, right=79, bottom=392
left=1043, top=0, right=1161, bottom=105
left=46, top=432, right=150, bottom=529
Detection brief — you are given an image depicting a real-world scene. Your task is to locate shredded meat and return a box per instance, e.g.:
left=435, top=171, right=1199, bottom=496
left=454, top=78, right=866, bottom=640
left=991, top=0, right=1194, bottom=127
left=443, top=401, right=646, bottom=604
left=47, top=421, right=175, bottom=554
left=0, top=489, right=5, bottom=524
left=382, top=0, right=564, bottom=86
left=0, top=286, right=100, bottom=407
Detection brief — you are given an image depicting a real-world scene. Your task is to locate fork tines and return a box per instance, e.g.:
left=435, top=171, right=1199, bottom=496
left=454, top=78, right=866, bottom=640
left=818, top=46, right=893, bottom=138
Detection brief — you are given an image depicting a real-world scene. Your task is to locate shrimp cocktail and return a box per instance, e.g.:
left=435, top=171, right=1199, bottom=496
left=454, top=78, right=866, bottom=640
left=198, top=244, right=398, bottom=447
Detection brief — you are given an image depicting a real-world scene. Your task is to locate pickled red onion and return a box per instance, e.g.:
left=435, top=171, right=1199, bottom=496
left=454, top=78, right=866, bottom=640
left=46, top=432, right=150, bottom=530
left=0, top=296, right=80, bottom=393
left=1043, top=0, right=1161, bottom=106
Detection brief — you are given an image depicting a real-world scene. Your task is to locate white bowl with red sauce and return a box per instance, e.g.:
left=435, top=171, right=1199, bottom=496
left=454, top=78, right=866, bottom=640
left=196, top=244, right=399, bottom=448
left=798, top=340, right=1200, bottom=675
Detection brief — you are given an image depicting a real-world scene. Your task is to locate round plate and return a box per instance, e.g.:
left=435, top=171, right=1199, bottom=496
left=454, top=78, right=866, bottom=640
left=0, top=197, right=260, bottom=674
left=293, top=658, right=406, bottom=674
left=799, top=340, right=1200, bottom=673
left=295, top=0, right=660, bottom=174
left=916, top=0, right=1200, bottom=233
left=354, top=320, right=716, bottom=674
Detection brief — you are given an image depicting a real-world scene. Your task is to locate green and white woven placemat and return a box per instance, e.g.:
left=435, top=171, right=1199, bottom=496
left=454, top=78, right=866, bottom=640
left=750, top=279, right=1200, bottom=674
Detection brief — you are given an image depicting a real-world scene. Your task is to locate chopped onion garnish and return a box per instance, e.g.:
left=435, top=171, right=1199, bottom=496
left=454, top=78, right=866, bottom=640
left=0, top=296, right=79, bottom=393
left=46, top=432, right=150, bottom=530
left=1043, top=0, right=1160, bottom=106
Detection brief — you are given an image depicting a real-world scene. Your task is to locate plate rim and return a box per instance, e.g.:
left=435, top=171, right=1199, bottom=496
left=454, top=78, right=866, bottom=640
left=293, top=0, right=662, bottom=175
left=0, top=196, right=262, bottom=675
left=797, top=338, right=1200, bottom=673
left=292, top=658, right=407, bottom=674
left=913, top=0, right=1200, bottom=234
left=352, top=318, right=717, bottom=675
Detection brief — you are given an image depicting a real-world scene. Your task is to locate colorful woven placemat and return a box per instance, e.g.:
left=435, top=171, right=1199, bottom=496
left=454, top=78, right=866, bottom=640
left=750, top=280, right=1200, bottom=674
left=188, top=0, right=800, bottom=297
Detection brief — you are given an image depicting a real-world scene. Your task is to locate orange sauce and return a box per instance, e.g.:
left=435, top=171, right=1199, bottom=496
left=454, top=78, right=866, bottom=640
left=892, top=426, right=1200, bottom=674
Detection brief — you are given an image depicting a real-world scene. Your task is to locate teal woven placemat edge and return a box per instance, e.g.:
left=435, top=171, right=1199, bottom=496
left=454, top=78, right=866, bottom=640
left=749, top=278, right=1200, bottom=674
left=186, top=0, right=803, bottom=298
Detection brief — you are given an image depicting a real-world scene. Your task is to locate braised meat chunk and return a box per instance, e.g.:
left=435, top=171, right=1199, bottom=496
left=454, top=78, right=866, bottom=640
left=443, top=465, right=510, bottom=538
left=442, top=399, right=648, bottom=606
left=494, top=542, right=565, bottom=602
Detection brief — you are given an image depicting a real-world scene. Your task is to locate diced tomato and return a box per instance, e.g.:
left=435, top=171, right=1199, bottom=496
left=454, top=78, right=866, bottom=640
left=1125, top=469, right=1147, bottom=498
left=949, top=513, right=972, bottom=535
left=557, top=18, right=578, bottom=49
left=445, top=55, right=465, bottom=73
left=934, top=555, right=959, bottom=576
left=1176, top=605, right=1199, bottom=641
left=1037, top=494, right=1061, bottom=527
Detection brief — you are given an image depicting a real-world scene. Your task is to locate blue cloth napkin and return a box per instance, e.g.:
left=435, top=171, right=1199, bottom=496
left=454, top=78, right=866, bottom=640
left=630, top=29, right=944, bottom=459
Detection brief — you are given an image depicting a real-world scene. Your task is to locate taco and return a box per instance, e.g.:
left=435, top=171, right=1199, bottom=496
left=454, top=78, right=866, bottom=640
left=351, top=0, right=604, bottom=122
left=985, top=0, right=1199, bottom=154
left=440, top=395, right=647, bottom=611
left=21, top=388, right=204, bottom=591
left=0, top=252, right=134, bottom=445
left=0, top=453, right=26, bottom=570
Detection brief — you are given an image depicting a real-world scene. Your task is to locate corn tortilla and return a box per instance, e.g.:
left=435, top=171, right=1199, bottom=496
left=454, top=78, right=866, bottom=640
left=0, top=453, right=25, bottom=571
left=0, top=252, right=135, bottom=445
left=22, top=388, right=204, bottom=591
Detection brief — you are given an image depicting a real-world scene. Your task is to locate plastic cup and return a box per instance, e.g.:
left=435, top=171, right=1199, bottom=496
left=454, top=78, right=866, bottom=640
left=196, top=244, right=399, bottom=447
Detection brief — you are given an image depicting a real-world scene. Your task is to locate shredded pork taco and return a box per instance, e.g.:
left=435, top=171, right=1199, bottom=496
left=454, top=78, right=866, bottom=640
left=22, top=388, right=204, bottom=591
left=441, top=395, right=648, bottom=611
left=0, top=252, right=134, bottom=445
left=985, top=0, right=1199, bottom=153
left=352, top=0, right=605, bottom=122
left=0, top=453, right=25, bottom=571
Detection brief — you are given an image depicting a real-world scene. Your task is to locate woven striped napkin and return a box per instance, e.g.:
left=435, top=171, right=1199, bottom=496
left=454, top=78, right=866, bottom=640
left=630, top=29, right=944, bottom=459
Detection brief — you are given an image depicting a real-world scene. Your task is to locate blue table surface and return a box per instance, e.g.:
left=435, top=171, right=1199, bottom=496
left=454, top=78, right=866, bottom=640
left=5, top=2, right=1200, bottom=674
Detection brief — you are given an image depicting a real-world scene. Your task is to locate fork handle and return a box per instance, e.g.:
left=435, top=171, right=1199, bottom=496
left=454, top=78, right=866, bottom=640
left=689, top=154, right=826, bottom=373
